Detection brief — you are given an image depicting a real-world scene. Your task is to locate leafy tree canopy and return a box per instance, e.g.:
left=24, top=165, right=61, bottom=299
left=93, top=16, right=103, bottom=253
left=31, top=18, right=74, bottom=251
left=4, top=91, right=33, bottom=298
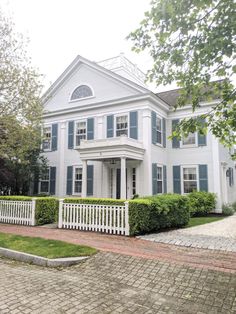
left=128, top=0, right=236, bottom=156
left=0, top=10, right=45, bottom=194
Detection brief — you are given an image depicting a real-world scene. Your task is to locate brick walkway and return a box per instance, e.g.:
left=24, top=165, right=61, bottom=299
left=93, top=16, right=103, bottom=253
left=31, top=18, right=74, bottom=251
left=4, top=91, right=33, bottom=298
left=1, top=224, right=236, bottom=273
left=0, top=252, right=236, bottom=314
left=140, top=215, right=236, bottom=253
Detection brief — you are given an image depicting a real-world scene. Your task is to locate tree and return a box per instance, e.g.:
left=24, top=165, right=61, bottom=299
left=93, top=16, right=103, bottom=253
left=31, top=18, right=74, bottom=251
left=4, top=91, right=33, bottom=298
left=0, top=10, right=46, bottom=194
left=128, top=0, right=236, bottom=156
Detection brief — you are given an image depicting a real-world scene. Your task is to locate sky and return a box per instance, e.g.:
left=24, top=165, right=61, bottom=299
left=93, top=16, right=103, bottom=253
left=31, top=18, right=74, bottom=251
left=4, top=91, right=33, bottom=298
left=1, top=0, right=160, bottom=92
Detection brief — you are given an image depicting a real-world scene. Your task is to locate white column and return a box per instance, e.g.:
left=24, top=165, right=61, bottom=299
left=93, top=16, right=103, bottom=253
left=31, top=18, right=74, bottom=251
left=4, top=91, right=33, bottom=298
left=82, top=160, right=87, bottom=197
left=121, top=157, right=126, bottom=199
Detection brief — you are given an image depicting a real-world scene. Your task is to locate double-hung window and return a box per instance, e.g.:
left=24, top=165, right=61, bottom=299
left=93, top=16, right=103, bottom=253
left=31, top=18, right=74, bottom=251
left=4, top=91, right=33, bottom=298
left=156, top=117, right=162, bottom=145
left=74, top=167, right=82, bottom=194
left=182, top=132, right=196, bottom=146
left=40, top=168, right=50, bottom=193
left=182, top=167, right=197, bottom=193
left=157, top=166, right=163, bottom=193
left=116, top=115, right=128, bottom=137
left=42, top=127, right=52, bottom=150
left=75, top=121, right=86, bottom=146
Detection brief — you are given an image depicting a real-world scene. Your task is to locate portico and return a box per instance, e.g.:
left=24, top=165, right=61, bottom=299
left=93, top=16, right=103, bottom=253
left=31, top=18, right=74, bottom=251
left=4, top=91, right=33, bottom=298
left=78, top=136, right=145, bottom=199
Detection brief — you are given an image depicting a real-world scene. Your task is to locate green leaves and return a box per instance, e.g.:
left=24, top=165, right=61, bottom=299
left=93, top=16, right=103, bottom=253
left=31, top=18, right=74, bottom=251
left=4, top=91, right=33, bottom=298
left=128, top=0, right=236, bottom=154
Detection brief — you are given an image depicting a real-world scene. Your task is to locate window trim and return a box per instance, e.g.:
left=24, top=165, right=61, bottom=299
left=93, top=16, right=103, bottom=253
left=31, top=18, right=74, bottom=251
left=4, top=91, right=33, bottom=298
left=39, top=167, right=50, bottom=194
left=156, top=116, right=163, bottom=146
left=115, top=113, right=129, bottom=138
left=180, top=132, right=198, bottom=148
left=73, top=166, right=83, bottom=195
left=155, top=164, right=164, bottom=194
left=42, top=125, right=52, bottom=151
left=69, top=84, right=94, bottom=103
left=181, top=165, right=199, bottom=194
left=74, top=119, right=87, bottom=147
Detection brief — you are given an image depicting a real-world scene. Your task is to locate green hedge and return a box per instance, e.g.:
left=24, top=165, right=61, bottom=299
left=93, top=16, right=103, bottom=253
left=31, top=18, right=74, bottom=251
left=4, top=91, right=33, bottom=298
left=64, top=197, right=125, bottom=206
left=129, top=194, right=190, bottom=236
left=0, top=196, right=58, bottom=225
left=187, top=191, right=216, bottom=217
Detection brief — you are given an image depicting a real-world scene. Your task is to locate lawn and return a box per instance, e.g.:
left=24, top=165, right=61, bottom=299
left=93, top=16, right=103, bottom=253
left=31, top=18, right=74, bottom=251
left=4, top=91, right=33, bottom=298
left=186, top=215, right=225, bottom=228
left=0, top=232, right=97, bottom=259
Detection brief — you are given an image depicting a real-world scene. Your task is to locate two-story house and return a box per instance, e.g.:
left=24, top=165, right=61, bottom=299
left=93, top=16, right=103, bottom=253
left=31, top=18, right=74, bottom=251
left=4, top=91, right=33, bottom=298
left=37, top=54, right=236, bottom=211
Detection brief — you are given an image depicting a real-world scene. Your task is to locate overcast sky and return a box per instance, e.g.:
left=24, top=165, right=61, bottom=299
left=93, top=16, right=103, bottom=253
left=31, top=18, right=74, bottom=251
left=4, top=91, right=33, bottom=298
left=1, top=0, right=162, bottom=91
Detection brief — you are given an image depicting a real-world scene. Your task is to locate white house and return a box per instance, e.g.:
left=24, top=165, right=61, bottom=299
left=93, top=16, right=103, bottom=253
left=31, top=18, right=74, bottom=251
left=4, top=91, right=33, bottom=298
left=37, top=53, right=236, bottom=210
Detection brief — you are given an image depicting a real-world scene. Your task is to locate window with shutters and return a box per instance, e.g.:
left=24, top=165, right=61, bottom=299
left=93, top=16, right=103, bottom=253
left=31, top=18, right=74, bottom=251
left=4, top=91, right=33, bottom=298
left=156, top=166, right=163, bottom=193
left=42, top=126, right=52, bottom=151
left=70, top=85, right=93, bottom=101
left=156, top=117, right=162, bottom=145
left=74, top=167, right=82, bottom=194
left=182, top=167, right=198, bottom=193
left=39, top=168, right=50, bottom=193
left=75, top=121, right=87, bottom=146
left=116, top=115, right=128, bottom=137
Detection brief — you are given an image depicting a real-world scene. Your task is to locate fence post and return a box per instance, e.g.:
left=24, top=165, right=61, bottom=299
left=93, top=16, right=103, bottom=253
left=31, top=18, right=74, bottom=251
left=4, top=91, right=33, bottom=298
left=124, top=201, right=129, bottom=236
left=58, top=199, right=64, bottom=229
left=31, top=198, right=36, bottom=226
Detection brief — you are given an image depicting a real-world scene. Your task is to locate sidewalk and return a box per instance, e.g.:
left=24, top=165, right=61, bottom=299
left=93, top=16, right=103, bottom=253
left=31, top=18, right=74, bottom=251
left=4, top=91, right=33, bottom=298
left=1, top=223, right=236, bottom=273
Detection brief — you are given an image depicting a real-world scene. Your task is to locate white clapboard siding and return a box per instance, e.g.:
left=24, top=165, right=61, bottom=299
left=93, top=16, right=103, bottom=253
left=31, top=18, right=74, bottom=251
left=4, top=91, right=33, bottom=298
left=58, top=200, right=129, bottom=236
left=0, top=199, right=36, bottom=226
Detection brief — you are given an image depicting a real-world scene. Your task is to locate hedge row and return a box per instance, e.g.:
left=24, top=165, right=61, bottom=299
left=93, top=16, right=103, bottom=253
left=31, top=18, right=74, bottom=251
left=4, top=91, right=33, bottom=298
left=64, top=197, right=125, bottom=206
left=187, top=191, right=216, bottom=217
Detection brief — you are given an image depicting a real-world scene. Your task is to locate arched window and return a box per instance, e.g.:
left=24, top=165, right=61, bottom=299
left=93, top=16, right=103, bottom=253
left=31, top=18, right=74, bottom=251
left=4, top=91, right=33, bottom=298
left=71, top=85, right=93, bottom=100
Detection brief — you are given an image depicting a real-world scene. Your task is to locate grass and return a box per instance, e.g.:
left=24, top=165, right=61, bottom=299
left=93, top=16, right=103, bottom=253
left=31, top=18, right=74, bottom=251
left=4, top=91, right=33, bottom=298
left=186, top=215, right=225, bottom=228
left=0, top=232, right=97, bottom=259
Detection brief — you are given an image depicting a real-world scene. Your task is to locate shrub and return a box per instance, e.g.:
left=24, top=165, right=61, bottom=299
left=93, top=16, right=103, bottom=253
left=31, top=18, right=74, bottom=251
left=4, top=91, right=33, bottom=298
left=232, top=202, right=236, bottom=212
left=0, top=196, right=58, bottom=225
left=64, top=197, right=125, bottom=206
left=129, top=194, right=190, bottom=236
left=222, top=203, right=235, bottom=216
left=187, top=191, right=216, bottom=217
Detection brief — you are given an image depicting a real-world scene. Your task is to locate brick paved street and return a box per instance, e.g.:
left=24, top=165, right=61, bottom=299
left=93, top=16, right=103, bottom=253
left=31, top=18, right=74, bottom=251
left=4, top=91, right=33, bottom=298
left=0, top=252, right=236, bottom=314
left=140, top=214, right=236, bottom=253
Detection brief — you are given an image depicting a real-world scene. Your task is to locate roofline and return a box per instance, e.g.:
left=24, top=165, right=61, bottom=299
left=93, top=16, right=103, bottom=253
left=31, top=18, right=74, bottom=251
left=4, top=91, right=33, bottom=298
left=42, top=55, right=150, bottom=104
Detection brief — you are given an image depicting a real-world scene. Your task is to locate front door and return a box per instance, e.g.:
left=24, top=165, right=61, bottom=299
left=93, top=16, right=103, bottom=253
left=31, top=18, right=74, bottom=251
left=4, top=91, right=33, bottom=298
left=116, top=168, right=127, bottom=199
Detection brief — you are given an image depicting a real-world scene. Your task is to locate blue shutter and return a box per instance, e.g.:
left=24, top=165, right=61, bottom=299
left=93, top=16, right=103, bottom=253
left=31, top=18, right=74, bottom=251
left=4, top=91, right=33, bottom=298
left=198, top=118, right=207, bottom=146
left=87, top=165, right=94, bottom=196
left=199, top=165, right=208, bottom=192
left=107, top=115, right=114, bottom=138
left=49, top=167, right=56, bottom=195
left=152, top=111, right=157, bottom=144
left=152, top=163, right=157, bottom=195
left=66, top=166, right=73, bottom=195
left=163, top=165, right=167, bottom=193
left=162, top=118, right=166, bottom=148
left=87, top=118, right=94, bottom=140
left=51, top=124, right=58, bottom=151
left=33, top=171, right=39, bottom=195
left=68, top=121, right=74, bottom=149
left=130, top=111, right=138, bottom=139
left=173, top=166, right=181, bottom=194
left=172, top=119, right=180, bottom=148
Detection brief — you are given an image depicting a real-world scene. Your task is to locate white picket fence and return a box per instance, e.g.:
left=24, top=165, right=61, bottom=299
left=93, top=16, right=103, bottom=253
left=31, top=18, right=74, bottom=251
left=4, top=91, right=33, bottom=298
left=0, top=199, right=36, bottom=226
left=58, top=200, right=129, bottom=236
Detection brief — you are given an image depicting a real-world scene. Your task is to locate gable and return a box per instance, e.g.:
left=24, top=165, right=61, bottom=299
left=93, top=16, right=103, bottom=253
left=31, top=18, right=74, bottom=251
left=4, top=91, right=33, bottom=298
left=44, top=61, right=147, bottom=112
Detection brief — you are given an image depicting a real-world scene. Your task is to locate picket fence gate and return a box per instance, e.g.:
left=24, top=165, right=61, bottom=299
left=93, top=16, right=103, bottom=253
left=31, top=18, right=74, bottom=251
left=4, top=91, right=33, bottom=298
left=0, top=199, right=36, bottom=226
left=58, top=200, right=130, bottom=236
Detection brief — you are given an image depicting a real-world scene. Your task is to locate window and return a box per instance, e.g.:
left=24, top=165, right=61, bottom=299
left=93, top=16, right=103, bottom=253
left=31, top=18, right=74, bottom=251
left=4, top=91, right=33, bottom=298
left=75, top=121, right=86, bottom=146
left=74, top=167, right=82, bottom=194
left=157, top=166, right=163, bottom=193
left=182, top=132, right=196, bottom=146
left=183, top=167, right=197, bottom=193
left=228, top=167, right=234, bottom=187
left=156, top=117, right=162, bottom=145
left=42, top=127, right=51, bottom=150
left=71, top=85, right=93, bottom=100
left=116, top=115, right=128, bottom=137
left=132, top=168, right=136, bottom=196
left=40, top=168, right=50, bottom=193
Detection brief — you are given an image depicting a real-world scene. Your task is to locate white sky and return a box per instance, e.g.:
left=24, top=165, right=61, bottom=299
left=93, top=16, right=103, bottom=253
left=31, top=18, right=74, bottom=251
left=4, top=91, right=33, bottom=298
left=1, top=0, right=163, bottom=92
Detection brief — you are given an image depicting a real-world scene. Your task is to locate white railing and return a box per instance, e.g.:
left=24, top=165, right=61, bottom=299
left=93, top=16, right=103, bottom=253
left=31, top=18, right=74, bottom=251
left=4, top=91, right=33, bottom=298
left=0, top=199, right=36, bottom=226
left=58, top=200, right=129, bottom=236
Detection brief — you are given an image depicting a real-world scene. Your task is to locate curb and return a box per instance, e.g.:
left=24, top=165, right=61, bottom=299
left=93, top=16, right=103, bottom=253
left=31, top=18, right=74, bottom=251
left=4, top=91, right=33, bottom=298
left=0, top=247, right=89, bottom=267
